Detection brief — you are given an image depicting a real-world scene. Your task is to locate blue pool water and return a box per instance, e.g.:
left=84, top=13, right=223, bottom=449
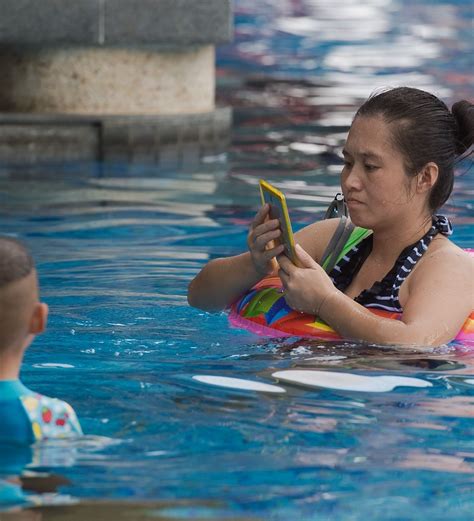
left=1, top=1, right=474, bottom=519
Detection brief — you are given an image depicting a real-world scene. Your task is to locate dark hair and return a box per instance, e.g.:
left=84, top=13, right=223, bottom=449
left=0, top=236, right=35, bottom=288
left=355, top=87, right=474, bottom=212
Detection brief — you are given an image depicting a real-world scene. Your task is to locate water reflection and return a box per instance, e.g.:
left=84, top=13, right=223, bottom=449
left=225, top=0, right=470, bottom=98
left=0, top=500, right=250, bottom=521
left=398, top=451, right=474, bottom=473
left=1, top=0, right=473, bottom=518
left=219, top=0, right=473, bottom=234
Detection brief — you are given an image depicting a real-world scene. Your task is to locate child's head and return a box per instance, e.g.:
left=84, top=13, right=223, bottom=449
left=0, top=237, right=48, bottom=355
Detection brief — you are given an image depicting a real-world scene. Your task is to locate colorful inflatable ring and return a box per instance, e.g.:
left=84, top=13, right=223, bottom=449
left=229, top=249, right=474, bottom=343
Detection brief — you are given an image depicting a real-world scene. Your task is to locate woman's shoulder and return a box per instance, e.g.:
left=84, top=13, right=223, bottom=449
left=412, top=235, right=473, bottom=280
left=294, top=218, right=344, bottom=263
left=425, top=236, right=473, bottom=262
left=404, top=236, right=474, bottom=325
left=296, top=217, right=342, bottom=235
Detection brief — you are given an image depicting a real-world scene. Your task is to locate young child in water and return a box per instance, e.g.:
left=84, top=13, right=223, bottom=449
left=0, top=236, right=82, bottom=445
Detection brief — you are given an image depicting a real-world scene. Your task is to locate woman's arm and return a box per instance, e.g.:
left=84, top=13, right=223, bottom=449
left=187, top=211, right=340, bottom=312
left=188, top=205, right=284, bottom=311
left=279, top=244, right=473, bottom=346
left=188, top=251, right=266, bottom=312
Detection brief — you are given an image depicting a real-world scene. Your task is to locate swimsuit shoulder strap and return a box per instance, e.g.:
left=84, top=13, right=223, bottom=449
left=387, top=214, right=453, bottom=292
left=320, top=193, right=372, bottom=273
left=355, top=215, right=453, bottom=312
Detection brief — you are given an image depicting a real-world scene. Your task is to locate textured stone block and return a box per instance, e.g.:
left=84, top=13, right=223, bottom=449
left=104, top=0, right=233, bottom=45
left=128, top=125, right=160, bottom=164
left=0, top=0, right=100, bottom=45
left=0, top=0, right=232, bottom=46
left=0, top=108, right=231, bottom=170
left=0, top=46, right=215, bottom=115
left=0, top=123, right=98, bottom=164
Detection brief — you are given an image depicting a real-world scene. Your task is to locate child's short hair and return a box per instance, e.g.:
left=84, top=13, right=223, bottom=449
left=0, top=237, right=37, bottom=350
left=0, top=236, right=35, bottom=288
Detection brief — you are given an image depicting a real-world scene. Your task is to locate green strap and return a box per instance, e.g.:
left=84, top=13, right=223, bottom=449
left=321, top=221, right=372, bottom=273
left=334, top=226, right=372, bottom=265
left=320, top=194, right=372, bottom=273
left=321, top=216, right=349, bottom=271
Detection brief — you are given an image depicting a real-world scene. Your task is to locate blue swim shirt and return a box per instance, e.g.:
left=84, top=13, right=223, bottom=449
left=0, top=380, right=82, bottom=446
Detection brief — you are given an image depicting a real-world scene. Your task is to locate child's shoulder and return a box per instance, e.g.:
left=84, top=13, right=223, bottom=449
left=19, top=390, right=83, bottom=441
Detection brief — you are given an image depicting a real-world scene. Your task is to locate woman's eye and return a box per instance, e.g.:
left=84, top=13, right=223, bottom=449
left=343, top=161, right=353, bottom=168
left=365, top=164, right=379, bottom=172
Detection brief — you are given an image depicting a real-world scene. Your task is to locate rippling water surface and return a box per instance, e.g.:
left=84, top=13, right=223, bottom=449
left=1, top=1, right=473, bottom=519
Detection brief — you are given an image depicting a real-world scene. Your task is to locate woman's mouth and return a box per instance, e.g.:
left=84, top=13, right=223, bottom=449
left=346, top=198, right=364, bottom=206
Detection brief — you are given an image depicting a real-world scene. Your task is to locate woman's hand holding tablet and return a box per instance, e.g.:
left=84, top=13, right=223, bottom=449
left=259, top=180, right=298, bottom=265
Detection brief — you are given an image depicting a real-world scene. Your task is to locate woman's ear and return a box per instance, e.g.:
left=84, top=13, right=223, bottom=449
left=29, top=302, right=49, bottom=335
left=416, top=162, right=439, bottom=194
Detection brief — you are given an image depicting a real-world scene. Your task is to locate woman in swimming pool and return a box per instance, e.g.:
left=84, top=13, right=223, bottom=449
left=188, top=87, right=474, bottom=346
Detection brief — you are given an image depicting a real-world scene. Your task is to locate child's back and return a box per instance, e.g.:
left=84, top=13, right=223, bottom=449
left=0, top=237, right=83, bottom=446
left=0, top=380, right=82, bottom=445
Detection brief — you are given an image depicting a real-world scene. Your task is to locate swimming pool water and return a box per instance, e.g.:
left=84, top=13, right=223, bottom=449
left=1, top=1, right=473, bottom=519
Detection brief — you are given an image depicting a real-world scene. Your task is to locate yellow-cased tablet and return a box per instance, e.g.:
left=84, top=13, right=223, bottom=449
left=259, top=179, right=298, bottom=264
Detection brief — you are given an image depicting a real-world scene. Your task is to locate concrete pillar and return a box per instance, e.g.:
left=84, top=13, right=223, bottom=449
left=0, top=0, right=233, bottom=169
left=0, top=46, right=215, bottom=115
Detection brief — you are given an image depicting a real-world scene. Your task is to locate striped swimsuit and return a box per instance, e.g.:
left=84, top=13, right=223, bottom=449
left=328, top=215, right=453, bottom=313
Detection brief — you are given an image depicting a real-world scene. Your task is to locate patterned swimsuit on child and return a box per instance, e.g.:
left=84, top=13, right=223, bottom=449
left=0, top=380, right=82, bottom=445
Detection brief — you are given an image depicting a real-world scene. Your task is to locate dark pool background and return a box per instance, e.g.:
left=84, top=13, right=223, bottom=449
left=1, top=0, right=473, bottom=519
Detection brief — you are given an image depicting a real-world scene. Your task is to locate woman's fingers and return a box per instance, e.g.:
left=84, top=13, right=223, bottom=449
left=254, top=228, right=281, bottom=250
left=248, top=217, right=281, bottom=250
left=251, top=218, right=280, bottom=239
left=278, top=266, right=289, bottom=285
left=263, top=243, right=284, bottom=260
left=251, top=204, right=270, bottom=229
left=248, top=206, right=285, bottom=276
left=277, top=254, right=295, bottom=276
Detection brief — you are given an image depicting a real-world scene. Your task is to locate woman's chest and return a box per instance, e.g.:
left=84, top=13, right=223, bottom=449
left=342, top=257, right=410, bottom=305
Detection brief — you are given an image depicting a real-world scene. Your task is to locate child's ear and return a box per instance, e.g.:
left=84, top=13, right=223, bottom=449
left=29, top=302, right=49, bottom=335
left=416, top=162, right=439, bottom=194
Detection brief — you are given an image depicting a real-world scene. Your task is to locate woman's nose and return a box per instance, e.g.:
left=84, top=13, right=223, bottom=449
left=342, top=166, right=362, bottom=192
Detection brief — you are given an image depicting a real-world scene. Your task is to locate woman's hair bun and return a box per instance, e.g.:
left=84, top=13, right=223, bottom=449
left=451, top=100, right=474, bottom=155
